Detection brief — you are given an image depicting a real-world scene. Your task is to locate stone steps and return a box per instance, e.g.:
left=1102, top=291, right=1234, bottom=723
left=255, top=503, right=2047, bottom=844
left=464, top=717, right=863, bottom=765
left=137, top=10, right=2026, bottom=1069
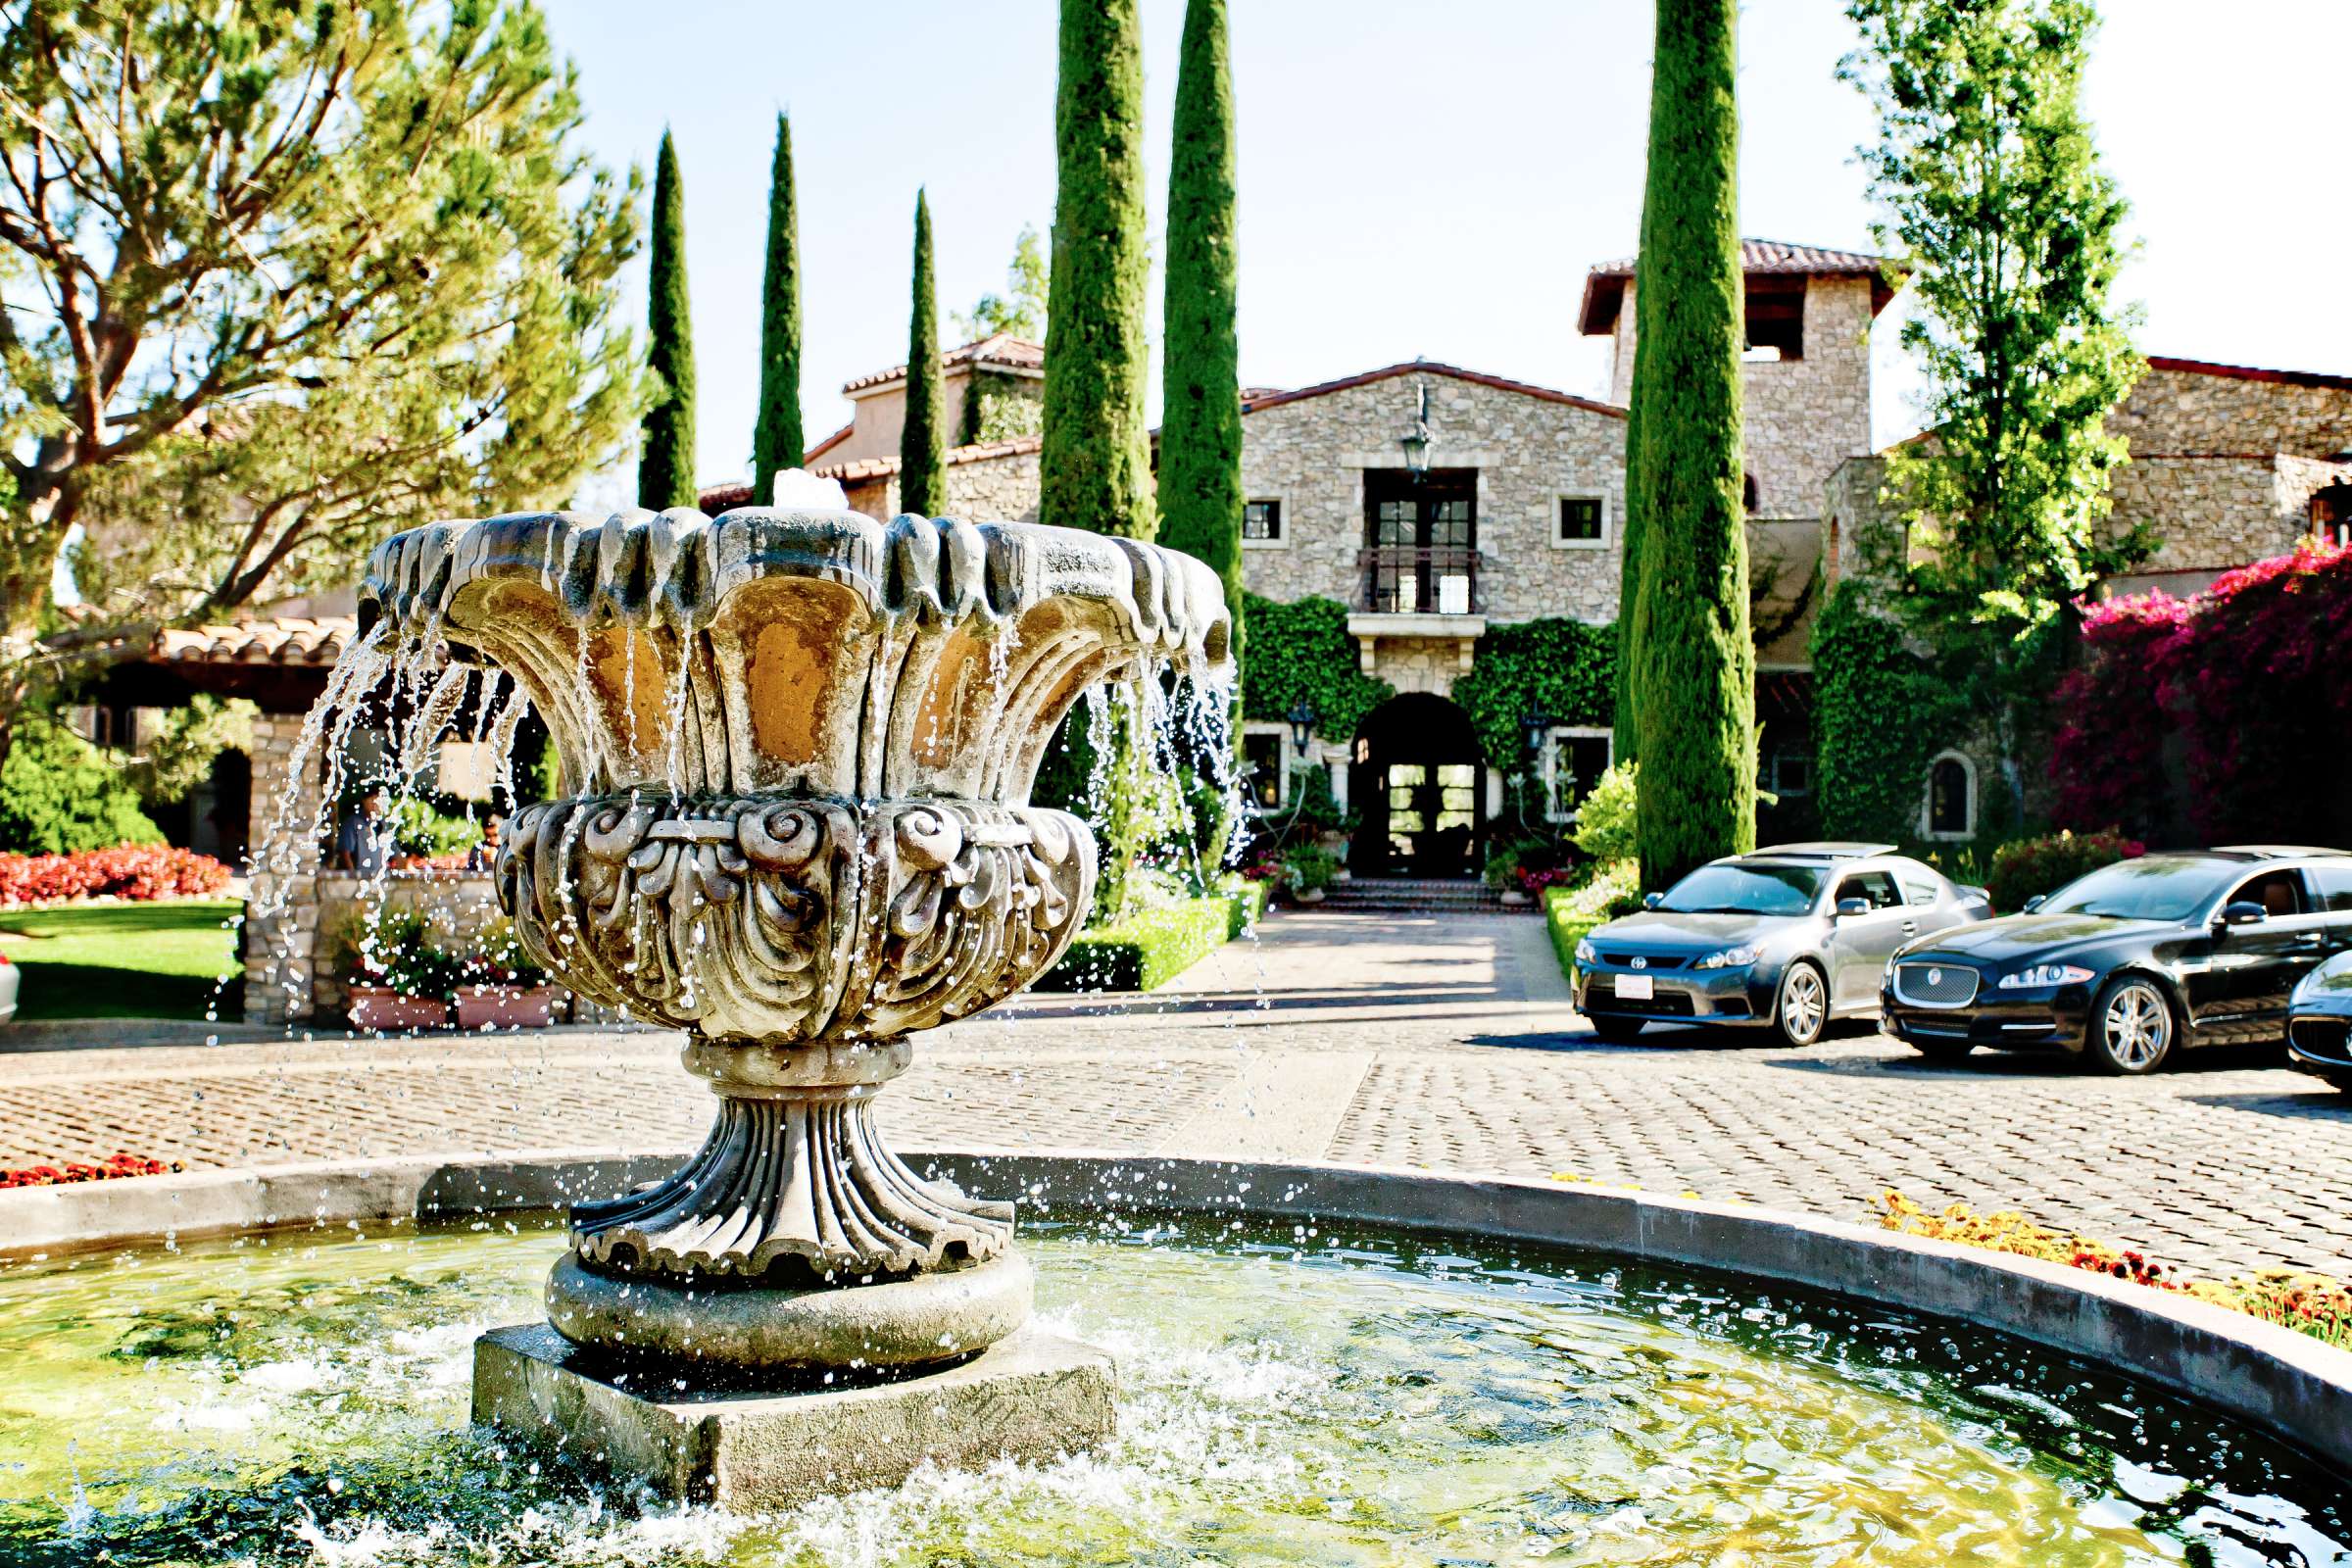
left=1314, top=878, right=1532, bottom=915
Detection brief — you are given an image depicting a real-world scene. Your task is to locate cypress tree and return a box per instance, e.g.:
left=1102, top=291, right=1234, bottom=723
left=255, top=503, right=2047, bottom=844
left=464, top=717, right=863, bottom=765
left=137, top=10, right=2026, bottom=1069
left=1041, top=0, right=1155, bottom=542
left=901, top=188, right=947, bottom=516
left=750, top=114, right=804, bottom=501
left=638, top=129, right=698, bottom=511
left=1160, top=0, right=1242, bottom=629
left=1629, top=0, right=1754, bottom=889
left=1159, top=0, right=1245, bottom=867
left=1612, top=242, right=1651, bottom=761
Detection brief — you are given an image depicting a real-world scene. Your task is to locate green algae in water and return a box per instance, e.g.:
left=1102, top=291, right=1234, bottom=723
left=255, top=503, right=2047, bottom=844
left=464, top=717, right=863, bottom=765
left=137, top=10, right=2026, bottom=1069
left=0, top=1214, right=2345, bottom=1566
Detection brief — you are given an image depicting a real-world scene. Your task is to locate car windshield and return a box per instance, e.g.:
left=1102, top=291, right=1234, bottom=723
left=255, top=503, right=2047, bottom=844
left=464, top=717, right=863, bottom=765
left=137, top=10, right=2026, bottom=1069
left=1655, top=862, right=1824, bottom=916
left=2039, top=858, right=2237, bottom=922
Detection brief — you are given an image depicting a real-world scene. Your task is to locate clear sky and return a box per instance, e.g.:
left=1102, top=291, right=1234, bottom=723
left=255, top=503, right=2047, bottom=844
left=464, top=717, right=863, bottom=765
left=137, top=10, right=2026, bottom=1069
left=549, top=0, right=2352, bottom=494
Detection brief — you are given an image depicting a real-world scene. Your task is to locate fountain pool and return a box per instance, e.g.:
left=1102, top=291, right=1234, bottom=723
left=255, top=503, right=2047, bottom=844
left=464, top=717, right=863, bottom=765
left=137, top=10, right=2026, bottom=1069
left=3, top=1210, right=2345, bottom=1566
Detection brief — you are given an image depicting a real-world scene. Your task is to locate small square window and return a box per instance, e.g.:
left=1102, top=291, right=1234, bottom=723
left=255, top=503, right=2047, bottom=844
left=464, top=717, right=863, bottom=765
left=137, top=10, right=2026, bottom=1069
left=1243, top=500, right=1282, bottom=541
left=1557, top=497, right=1604, bottom=544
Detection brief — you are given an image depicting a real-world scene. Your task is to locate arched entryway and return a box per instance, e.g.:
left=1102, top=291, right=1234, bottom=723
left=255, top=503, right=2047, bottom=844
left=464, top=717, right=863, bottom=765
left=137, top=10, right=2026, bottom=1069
left=1348, top=693, right=1486, bottom=877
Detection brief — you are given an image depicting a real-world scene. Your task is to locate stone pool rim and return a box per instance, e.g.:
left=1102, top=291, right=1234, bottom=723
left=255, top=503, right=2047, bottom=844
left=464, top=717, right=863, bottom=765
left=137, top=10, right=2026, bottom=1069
left=5, top=1146, right=2348, bottom=1479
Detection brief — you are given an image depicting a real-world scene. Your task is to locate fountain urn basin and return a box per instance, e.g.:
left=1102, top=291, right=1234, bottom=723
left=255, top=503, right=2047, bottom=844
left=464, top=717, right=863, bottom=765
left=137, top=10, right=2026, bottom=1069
left=358, top=503, right=1232, bottom=1383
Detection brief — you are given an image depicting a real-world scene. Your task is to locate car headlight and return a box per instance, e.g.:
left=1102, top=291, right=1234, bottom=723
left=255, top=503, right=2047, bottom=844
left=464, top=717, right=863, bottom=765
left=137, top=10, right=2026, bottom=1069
left=1997, top=963, right=2095, bottom=990
left=1575, top=939, right=1597, bottom=966
left=1695, top=945, right=1760, bottom=970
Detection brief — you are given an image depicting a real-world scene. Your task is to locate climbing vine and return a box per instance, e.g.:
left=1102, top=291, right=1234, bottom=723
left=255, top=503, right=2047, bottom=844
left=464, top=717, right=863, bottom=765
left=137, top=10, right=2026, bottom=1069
left=1809, top=581, right=1962, bottom=842
left=1451, top=617, right=1616, bottom=771
left=1239, top=593, right=1392, bottom=741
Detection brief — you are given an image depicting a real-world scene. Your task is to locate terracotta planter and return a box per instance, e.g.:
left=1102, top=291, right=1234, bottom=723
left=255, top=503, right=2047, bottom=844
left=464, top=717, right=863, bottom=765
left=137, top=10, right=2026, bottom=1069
left=455, top=984, right=558, bottom=1031
left=347, top=985, right=450, bottom=1033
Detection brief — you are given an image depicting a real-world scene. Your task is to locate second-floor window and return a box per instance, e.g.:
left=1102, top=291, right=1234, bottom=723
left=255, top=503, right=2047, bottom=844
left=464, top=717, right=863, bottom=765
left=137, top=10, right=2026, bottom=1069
left=1243, top=499, right=1282, bottom=542
left=1363, top=468, right=1477, bottom=613
left=1556, top=496, right=1605, bottom=547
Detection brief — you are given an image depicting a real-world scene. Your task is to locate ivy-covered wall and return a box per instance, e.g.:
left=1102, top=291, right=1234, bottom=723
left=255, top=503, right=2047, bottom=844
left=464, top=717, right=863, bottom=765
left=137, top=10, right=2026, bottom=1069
left=1239, top=593, right=1391, bottom=740
left=1450, top=616, right=1617, bottom=771
left=1809, top=582, right=1962, bottom=842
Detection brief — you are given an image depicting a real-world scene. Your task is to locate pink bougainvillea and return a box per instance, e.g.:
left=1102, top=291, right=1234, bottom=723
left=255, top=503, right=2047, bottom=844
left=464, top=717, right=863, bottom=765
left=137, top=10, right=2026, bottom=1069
left=0, top=844, right=231, bottom=907
left=2054, top=541, right=2352, bottom=843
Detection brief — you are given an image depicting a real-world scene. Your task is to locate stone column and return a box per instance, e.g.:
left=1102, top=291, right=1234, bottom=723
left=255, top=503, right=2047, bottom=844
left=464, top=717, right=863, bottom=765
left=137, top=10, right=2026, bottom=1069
left=240, top=712, right=322, bottom=1026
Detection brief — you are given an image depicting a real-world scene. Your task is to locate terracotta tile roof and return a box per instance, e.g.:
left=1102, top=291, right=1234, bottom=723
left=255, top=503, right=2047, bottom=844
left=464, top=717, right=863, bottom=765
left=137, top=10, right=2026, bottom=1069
left=1240, top=360, right=1625, bottom=420
left=841, top=334, right=1045, bottom=396
left=810, top=434, right=1045, bottom=485
left=1579, top=237, right=1904, bottom=335
left=153, top=617, right=358, bottom=666
left=806, top=419, right=854, bottom=463
left=697, top=481, right=756, bottom=513
left=2145, top=355, right=2352, bottom=394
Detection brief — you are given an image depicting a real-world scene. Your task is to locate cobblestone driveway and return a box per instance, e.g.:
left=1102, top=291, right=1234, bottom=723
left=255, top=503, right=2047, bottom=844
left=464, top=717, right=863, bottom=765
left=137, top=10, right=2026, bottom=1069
left=5, top=911, right=2348, bottom=1280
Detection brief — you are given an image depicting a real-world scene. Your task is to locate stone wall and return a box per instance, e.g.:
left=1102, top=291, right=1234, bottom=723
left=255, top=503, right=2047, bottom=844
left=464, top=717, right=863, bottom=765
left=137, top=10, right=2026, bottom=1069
left=1607, top=274, right=1876, bottom=518
left=2106, top=454, right=2352, bottom=576
left=840, top=446, right=1044, bottom=526
left=240, top=711, right=313, bottom=1025
left=2110, top=364, right=2352, bottom=460
left=1238, top=370, right=1629, bottom=624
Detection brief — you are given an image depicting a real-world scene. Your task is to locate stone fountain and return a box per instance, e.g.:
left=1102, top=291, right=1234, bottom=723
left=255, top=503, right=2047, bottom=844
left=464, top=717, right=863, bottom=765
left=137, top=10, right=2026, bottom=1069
left=355, top=491, right=1232, bottom=1504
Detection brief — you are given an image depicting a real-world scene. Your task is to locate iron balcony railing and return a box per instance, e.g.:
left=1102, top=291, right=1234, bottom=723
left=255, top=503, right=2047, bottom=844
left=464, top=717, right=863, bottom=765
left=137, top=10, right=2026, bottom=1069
left=1357, top=546, right=1481, bottom=615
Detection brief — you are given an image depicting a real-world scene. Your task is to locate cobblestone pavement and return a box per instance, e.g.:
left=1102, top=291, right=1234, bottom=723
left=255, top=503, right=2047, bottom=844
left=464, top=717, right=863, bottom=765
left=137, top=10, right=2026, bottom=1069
left=5, top=911, right=2349, bottom=1280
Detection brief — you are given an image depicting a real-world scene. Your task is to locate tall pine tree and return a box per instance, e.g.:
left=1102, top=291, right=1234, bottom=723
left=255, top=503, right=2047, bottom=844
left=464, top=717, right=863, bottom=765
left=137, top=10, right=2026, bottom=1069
left=751, top=113, right=804, bottom=501
left=1628, top=0, right=1754, bottom=889
left=1042, top=0, right=1155, bottom=543
left=901, top=189, right=947, bottom=515
left=638, top=129, right=698, bottom=511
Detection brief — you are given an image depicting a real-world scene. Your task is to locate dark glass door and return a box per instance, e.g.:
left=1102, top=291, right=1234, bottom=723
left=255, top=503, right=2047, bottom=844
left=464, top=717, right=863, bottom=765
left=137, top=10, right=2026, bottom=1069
left=1364, top=469, right=1477, bottom=613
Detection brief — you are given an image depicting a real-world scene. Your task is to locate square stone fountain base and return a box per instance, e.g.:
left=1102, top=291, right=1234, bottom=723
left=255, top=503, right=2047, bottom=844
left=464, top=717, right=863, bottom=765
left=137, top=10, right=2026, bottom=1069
left=472, top=1323, right=1116, bottom=1506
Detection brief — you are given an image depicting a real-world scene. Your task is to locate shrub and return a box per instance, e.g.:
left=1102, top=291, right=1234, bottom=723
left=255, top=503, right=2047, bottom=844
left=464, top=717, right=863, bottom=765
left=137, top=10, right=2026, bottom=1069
left=0, top=718, right=165, bottom=855
left=1985, top=827, right=2141, bottom=914
left=388, top=797, right=482, bottom=858
left=1570, top=760, right=1639, bottom=865
left=1036, top=898, right=1232, bottom=993
left=1280, top=844, right=1339, bottom=895
left=458, top=914, right=547, bottom=990
left=1239, top=593, right=1393, bottom=742
left=1221, top=877, right=1269, bottom=939
left=1543, top=861, right=1643, bottom=981
left=1809, top=583, right=1965, bottom=844
left=337, top=906, right=459, bottom=1000
left=1450, top=616, right=1616, bottom=770
left=0, top=844, right=230, bottom=906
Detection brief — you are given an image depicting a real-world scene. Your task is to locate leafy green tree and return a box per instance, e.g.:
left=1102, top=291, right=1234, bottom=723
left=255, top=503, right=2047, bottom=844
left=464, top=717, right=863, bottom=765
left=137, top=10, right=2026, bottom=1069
left=1158, top=0, right=1244, bottom=867
left=128, top=694, right=258, bottom=806
left=638, top=128, right=697, bottom=510
left=1045, top=0, right=1157, bottom=919
left=1840, top=0, right=2145, bottom=825
left=1628, top=0, right=1754, bottom=890
left=901, top=190, right=947, bottom=516
left=1042, top=0, right=1155, bottom=546
left=0, top=0, right=641, bottom=744
left=750, top=113, right=805, bottom=500
left=0, top=716, right=163, bottom=854
left=955, top=225, right=1050, bottom=343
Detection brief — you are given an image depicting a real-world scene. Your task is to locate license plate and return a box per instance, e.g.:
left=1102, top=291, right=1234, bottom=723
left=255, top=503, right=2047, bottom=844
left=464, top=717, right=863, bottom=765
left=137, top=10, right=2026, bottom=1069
left=1615, top=974, right=1654, bottom=1001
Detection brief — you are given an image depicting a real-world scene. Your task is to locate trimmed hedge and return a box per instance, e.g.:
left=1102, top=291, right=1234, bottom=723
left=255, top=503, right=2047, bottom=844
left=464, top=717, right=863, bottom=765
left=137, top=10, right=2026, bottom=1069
left=1542, top=866, right=1642, bottom=986
left=1037, top=890, right=1257, bottom=994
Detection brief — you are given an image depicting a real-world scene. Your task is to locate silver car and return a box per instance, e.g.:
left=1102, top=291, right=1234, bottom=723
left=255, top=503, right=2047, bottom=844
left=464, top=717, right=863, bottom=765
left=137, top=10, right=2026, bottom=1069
left=1572, top=843, right=1992, bottom=1046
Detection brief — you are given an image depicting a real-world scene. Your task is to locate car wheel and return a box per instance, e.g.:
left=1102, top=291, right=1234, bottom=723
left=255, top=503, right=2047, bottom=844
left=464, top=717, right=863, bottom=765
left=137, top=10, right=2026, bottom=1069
left=1588, top=1015, right=1645, bottom=1044
left=1772, top=961, right=1828, bottom=1048
left=2088, top=976, right=2176, bottom=1075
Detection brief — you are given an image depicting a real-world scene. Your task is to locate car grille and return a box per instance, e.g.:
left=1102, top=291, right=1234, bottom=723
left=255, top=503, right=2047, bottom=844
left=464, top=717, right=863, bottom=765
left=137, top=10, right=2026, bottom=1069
left=2289, top=1016, right=2352, bottom=1067
left=1893, top=961, right=1979, bottom=1009
left=1600, top=953, right=1687, bottom=969
left=1596, top=986, right=1695, bottom=1016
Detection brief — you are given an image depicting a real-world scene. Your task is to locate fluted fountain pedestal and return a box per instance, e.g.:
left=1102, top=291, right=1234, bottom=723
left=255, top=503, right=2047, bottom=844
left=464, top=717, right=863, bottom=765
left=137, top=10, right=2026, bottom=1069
left=357, top=496, right=1230, bottom=1504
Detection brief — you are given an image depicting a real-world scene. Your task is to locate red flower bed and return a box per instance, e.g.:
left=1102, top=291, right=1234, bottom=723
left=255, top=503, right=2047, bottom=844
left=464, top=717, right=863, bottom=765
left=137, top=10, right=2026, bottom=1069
left=0, top=845, right=231, bottom=907
left=2055, top=541, right=2352, bottom=843
left=0, top=1152, right=179, bottom=1189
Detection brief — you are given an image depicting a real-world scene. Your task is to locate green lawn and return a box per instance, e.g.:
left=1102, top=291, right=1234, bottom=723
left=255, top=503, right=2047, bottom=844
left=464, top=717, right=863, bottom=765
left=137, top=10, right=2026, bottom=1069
left=0, top=900, right=243, bottom=1021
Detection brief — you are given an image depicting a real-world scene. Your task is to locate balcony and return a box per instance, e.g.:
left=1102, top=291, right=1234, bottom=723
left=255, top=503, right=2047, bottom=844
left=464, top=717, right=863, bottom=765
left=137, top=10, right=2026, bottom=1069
left=1356, top=546, right=1481, bottom=615
left=1348, top=547, right=1485, bottom=675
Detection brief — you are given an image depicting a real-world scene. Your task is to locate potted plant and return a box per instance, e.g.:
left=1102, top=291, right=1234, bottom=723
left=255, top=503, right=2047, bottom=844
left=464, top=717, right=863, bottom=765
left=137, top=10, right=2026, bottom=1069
left=1281, top=844, right=1339, bottom=905
left=341, top=906, right=455, bottom=1031
left=1484, top=844, right=1531, bottom=906
left=454, top=915, right=559, bottom=1029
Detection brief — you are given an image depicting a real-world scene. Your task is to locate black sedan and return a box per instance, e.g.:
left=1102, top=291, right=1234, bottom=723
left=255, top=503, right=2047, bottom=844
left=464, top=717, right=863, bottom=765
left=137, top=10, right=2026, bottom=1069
left=1574, top=843, right=1990, bottom=1047
left=1882, top=847, right=2352, bottom=1074
left=2286, top=951, right=2352, bottom=1091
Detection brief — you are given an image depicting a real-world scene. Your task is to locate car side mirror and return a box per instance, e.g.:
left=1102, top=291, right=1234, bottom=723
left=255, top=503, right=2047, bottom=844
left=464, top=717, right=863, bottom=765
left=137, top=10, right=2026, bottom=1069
left=2022, top=894, right=2045, bottom=913
left=1642, top=891, right=1665, bottom=910
left=1836, top=897, right=1871, bottom=918
left=2216, top=900, right=2267, bottom=929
